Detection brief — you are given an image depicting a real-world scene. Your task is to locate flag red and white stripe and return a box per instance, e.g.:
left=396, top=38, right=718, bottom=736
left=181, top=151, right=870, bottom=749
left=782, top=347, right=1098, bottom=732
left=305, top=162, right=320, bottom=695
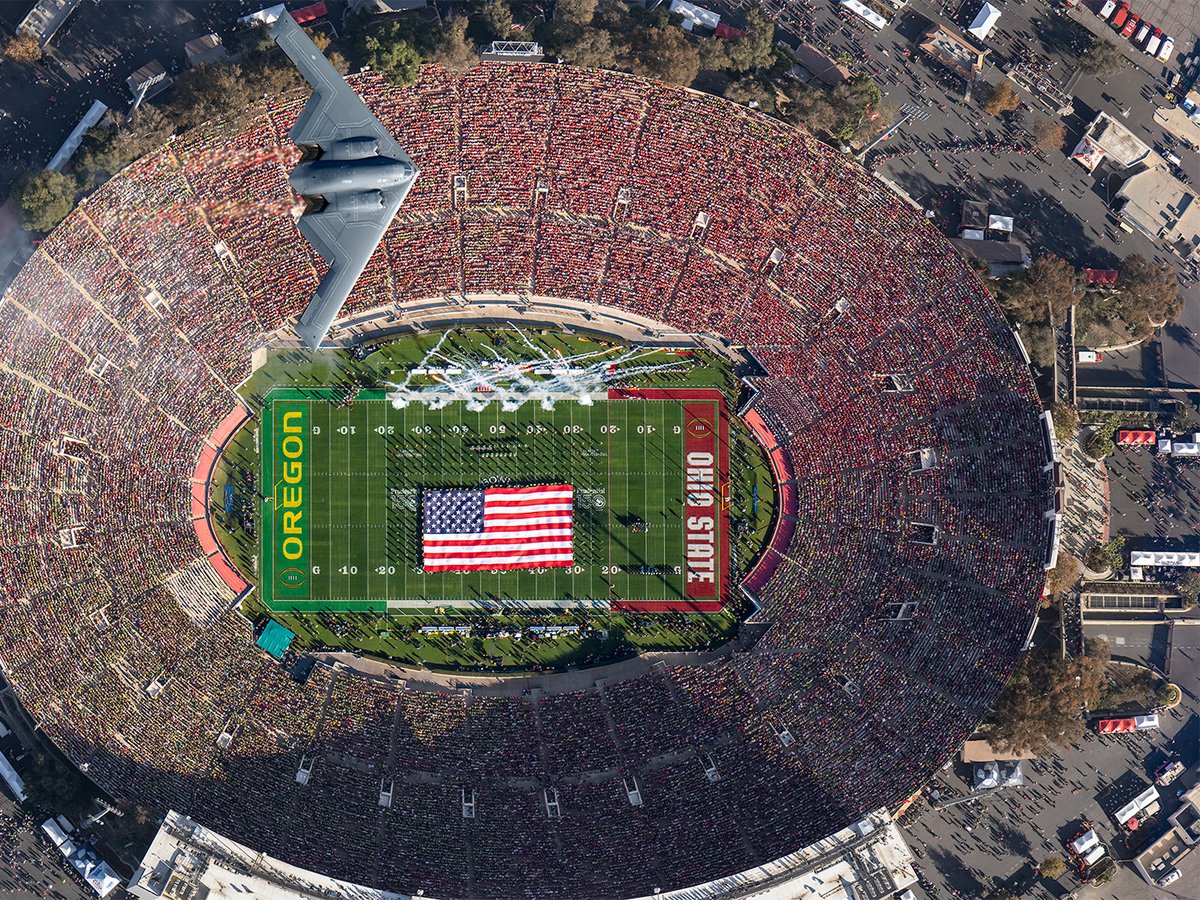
left=422, top=485, right=574, bottom=572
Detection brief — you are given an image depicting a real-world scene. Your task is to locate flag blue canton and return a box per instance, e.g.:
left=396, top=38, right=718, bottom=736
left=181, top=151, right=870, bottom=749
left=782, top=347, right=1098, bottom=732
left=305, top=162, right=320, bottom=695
left=423, top=489, right=486, bottom=535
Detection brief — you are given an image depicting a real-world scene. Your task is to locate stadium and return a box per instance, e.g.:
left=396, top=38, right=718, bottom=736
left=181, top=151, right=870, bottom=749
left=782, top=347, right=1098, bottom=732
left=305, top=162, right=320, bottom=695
left=0, top=61, right=1052, bottom=898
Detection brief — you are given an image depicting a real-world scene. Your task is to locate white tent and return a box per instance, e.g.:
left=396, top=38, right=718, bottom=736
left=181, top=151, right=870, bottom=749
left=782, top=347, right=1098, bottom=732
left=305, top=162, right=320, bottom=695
left=968, top=3, right=1001, bottom=40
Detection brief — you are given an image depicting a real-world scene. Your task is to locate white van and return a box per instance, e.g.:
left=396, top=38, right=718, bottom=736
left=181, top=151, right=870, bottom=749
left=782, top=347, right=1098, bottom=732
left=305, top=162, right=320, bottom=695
left=1099, top=0, right=1117, bottom=19
left=1158, top=37, right=1175, bottom=61
left=1145, top=33, right=1162, bottom=57
left=1133, top=23, right=1150, bottom=44
left=1165, top=149, right=1183, bottom=166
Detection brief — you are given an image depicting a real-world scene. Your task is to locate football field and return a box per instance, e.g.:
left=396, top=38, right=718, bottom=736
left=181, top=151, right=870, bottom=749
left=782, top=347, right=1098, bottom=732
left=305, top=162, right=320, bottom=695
left=259, top=387, right=728, bottom=611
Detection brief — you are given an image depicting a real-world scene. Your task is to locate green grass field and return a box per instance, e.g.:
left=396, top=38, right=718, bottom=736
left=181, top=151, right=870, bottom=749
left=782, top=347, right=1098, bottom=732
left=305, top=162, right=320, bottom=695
left=209, top=330, right=775, bottom=669
left=260, top=387, right=716, bottom=611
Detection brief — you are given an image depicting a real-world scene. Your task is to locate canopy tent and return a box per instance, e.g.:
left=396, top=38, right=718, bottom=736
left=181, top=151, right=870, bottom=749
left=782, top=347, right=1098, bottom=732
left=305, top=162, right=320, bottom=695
left=987, top=214, right=1014, bottom=232
left=968, top=3, right=1000, bottom=39
left=1071, top=830, right=1100, bottom=854
left=256, top=620, right=296, bottom=659
left=1117, top=428, right=1157, bottom=445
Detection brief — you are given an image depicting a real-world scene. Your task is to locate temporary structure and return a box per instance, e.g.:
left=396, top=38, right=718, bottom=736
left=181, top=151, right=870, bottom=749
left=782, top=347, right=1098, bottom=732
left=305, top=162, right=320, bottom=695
left=968, top=3, right=1001, bottom=40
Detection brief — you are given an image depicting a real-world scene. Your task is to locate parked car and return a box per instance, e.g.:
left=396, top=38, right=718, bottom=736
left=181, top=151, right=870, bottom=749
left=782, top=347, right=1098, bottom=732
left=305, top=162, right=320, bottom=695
left=1158, top=37, right=1174, bottom=61
left=1158, top=869, right=1181, bottom=887
left=1098, top=0, right=1117, bottom=18
left=1133, top=22, right=1151, bottom=44
left=1122, top=13, right=1140, bottom=38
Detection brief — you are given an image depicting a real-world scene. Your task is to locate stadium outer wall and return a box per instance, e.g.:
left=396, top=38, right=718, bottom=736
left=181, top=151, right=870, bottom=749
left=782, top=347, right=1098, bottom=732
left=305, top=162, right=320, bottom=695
left=0, top=63, right=1051, bottom=899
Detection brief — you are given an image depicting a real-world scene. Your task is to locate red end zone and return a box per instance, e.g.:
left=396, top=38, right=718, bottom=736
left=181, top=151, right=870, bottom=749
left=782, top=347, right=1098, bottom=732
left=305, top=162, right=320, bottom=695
left=608, top=387, right=730, bottom=613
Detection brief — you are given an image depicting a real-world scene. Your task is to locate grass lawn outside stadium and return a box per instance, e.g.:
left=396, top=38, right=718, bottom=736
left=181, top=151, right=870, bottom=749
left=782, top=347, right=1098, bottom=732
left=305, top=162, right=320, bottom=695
left=212, top=329, right=775, bottom=670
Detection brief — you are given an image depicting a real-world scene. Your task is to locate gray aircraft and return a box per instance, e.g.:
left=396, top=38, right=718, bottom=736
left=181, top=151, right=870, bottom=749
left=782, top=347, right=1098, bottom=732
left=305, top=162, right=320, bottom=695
left=268, top=12, right=419, bottom=349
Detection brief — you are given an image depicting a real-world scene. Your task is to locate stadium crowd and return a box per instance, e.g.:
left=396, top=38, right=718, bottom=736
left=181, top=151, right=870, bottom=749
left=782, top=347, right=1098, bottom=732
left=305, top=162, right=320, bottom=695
left=0, top=64, right=1049, bottom=897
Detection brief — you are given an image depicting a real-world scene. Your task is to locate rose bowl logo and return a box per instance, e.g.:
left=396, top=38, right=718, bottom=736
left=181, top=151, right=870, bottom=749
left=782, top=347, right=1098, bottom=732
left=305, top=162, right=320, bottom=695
left=279, top=567, right=307, bottom=589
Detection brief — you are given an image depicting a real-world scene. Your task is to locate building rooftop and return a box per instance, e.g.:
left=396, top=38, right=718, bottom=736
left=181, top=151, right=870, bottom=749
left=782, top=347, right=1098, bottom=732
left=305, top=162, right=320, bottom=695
left=128, top=810, right=413, bottom=900
left=919, top=25, right=986, bottom=80
left=1116, top=167, right=1200, bottom=256
left=1084, top=112, right=1153, bottom=168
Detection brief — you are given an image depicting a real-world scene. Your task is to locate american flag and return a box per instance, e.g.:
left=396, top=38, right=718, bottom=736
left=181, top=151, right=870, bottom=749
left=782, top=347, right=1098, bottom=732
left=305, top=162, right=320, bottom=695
left=422, top=485, right=574, bottom=572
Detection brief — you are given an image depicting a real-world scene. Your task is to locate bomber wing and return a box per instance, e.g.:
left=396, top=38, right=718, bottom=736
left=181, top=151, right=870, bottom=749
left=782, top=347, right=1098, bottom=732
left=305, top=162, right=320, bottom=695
left=268, top=12, right=411, bottom=164
left=292, top=187, right=410, bottom=350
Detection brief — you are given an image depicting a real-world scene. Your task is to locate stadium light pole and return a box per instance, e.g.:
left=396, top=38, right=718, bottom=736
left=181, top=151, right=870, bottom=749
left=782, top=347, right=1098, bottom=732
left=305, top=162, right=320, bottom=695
left=856, top=104, right=929, bottom=163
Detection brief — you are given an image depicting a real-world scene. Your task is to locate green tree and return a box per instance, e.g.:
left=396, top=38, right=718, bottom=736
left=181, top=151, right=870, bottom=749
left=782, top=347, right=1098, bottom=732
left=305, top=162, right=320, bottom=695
left=429, top=16, right=478, bottom=74
left=981, top=80, right=1021, bottom=117
left=21, top=753, right=94, bottom=815
left=1051, top=403, right=1079, bottom=444
left=1038, top=855, right=1066, bottom=879
left=238, top=21, right=277, bottom=53
left=79, top=106, right=175, bottom=184
left=1178, top=571, right=1199, bottom=610
left=168, top=61, right=260, bottom=131
left=363, top=23, right=423, bottom=86
left=996, top=255, right=1081, bottom=325
left=558, top=0, right=599, bottom=27
left=630, top=26, right=700, bottom=86
left=1079, top=37, right=1125, bottom=76
left=725, top=6, right=775, bottom=73
left=479, top=0, right=514, bottom=40
left=1084, top=425, right=1115, bottom=460
left=565, top=28, right=619, bottom=70
left=5, top=32, right=40, bottom=62
left=12, top=169, right=77, bottom=233
left=725, top=76, right=775, bottom=113
left=1117, top=254, right=1183, bottom=336
left=1087, top=535, right=1125, bottom=573
left=988, top=640, right=1109, bottom=754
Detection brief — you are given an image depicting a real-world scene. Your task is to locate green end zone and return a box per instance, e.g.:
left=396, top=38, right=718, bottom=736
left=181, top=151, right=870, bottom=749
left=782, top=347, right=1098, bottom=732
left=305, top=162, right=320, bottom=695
left=259, top=386, right=727, bottom=613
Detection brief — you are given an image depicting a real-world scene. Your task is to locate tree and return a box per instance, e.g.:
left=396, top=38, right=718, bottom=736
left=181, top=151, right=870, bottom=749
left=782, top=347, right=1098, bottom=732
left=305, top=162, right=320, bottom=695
left=557, top=0, right=599, bottom=27
left=1084, top=425, right=1115, bottom=460
left=79, top=106, right=175, bottom=184
left=1051, top=403, right=1079, bottom=444
left=565, top=28, right=619, bottom=70
left=1079, top=37, right=1125, bottom=76
left=429, top=17, right=478, bottom=74
left=1117, top=254, right=1183, bottom=336
left=1087, top=535, right=1125, bottom=573
left=1038, top=855, right=1066, bottom=879
left=981, top=81, right=1020, bottom=117
left=22, top=753, right=94, bottom=815
left=725, top=77, right=775, bottom=113
left=1029, top=117, right=1065, bottom=152
left=5, top=32, right=40, bottom=62
left=1178, top=571, right=1200, bottom=610
left=238, top=21, right=277, bottom=53
left=363, top=23, right=423, bottom=86
left=997, top=255, right=1082, bottom=325
left=988, top=640, right=1109, bottom=754
left=12, top=169, right=77, bottom=233
left=168, top=62, right=260, bottom=131
left=479, top=0, right=514, bottom=40
left=630, top=26, right=700, bottom=86
left=724, top=6, right=775, bottom=74
left=1046, top=553, right=1082, bottom=601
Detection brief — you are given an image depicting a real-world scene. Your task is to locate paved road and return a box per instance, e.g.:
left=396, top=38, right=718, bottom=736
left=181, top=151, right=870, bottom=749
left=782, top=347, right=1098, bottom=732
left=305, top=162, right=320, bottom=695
left=900, top=619, right=1200, bottom=900
left=716, top=0, right=1200, bottom=392
left=1106, top=445, right=1200, bottom=549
